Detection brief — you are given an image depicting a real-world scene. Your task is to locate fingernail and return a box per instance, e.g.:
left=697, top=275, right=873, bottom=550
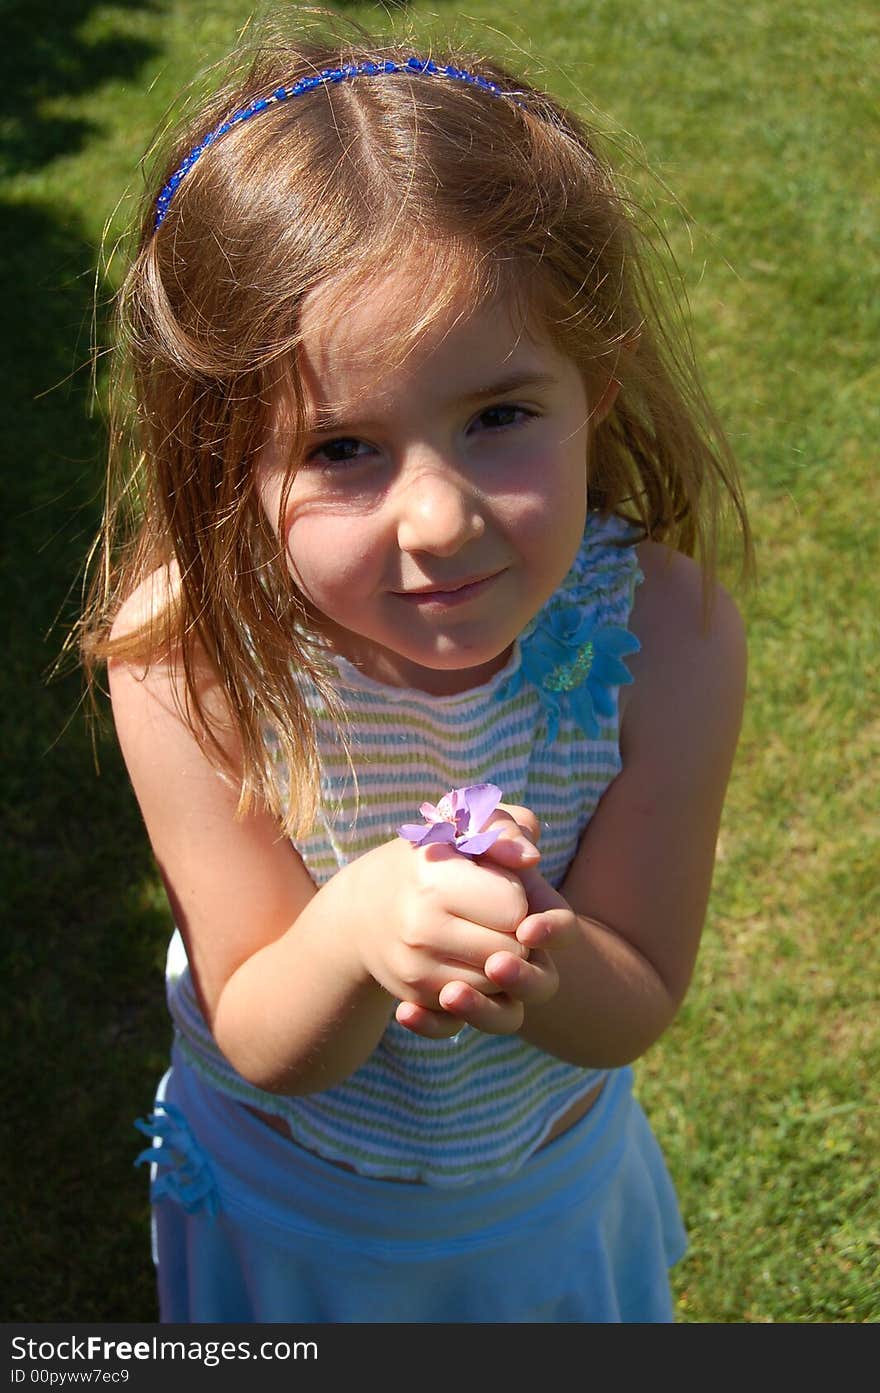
left=522, top=923, right=550, bottom=944
left=439, top=984, right=465, bottom=1011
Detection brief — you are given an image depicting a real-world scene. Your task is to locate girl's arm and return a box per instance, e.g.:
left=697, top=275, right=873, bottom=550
left=422, top=542, right=747, bottom=1066
left=109, top=637, right=394, bottom=1094
left=108, top=580, right=538, bottom=1095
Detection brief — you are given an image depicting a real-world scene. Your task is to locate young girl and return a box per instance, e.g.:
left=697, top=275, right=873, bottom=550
left=84, top=24, right=750, bottom=1324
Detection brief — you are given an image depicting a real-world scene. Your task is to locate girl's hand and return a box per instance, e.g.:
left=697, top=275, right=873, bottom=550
left=394, top=944, right=558, bottom=1038
left=395, top=858, right=580, bottom=1040
left=344, top=827, right=535, bottom=1013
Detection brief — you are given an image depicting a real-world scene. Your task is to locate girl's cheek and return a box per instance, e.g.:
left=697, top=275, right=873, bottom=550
left=283, top=514, right=367, bottom=603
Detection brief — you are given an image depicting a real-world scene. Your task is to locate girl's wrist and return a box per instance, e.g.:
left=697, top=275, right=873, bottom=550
left=301, top=853, right=396, bottom=998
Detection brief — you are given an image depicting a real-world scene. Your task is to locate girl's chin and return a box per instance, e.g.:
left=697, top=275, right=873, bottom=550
left=306, top=608, right=518, bottom=693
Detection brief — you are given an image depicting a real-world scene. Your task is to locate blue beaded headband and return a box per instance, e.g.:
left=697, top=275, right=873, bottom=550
left=154, top=57, right=516, bottom=231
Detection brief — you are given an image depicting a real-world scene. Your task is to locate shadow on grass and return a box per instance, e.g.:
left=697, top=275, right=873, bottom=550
left=1, top=0, right=171, bottom=1322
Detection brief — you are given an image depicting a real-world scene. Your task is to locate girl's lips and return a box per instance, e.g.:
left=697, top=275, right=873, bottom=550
left=394, top=571, right=504, bottom=607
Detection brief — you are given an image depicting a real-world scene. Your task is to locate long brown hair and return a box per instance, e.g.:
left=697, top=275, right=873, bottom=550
left=80, top=20, right=751, bottom=836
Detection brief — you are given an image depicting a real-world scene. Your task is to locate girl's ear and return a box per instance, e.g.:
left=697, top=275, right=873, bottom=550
left=592, top=331, right=639, bottom=425
left=592, top=376, right=622, bottom=425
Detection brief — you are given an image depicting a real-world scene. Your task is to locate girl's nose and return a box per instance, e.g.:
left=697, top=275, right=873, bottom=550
left=394, top=457, right=486, bottom=556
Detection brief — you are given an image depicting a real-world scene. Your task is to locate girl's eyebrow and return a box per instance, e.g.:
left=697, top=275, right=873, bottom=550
left=462, top=370, right=559, bottom=403
left=307, top=371, right=560, bottom=433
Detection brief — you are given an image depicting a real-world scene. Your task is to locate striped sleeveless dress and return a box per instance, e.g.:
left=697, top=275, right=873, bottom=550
left=165, top=510, right=644, bottom=1186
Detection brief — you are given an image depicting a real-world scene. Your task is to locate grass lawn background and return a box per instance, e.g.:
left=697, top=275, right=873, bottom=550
left=2, top=0, right=877, bottom=1322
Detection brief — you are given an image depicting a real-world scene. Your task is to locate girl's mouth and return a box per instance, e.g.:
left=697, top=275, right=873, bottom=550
left=394, top=572, right=504, bottom=607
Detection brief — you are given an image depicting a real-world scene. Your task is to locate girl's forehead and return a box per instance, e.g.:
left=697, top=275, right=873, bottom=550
left=297, top=260, right=553, bottom=414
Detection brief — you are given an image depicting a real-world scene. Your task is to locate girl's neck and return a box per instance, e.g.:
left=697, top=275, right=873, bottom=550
left=324, top=625, right=515, bottom=697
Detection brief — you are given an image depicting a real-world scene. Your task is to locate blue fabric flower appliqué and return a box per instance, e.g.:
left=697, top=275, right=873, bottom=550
left=500, top=602, right=640, bottom=742
left=134, top=1101, right=220, bottom=1217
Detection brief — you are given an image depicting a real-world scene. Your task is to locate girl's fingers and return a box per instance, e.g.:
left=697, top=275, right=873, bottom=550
left=417, top=915, right=530, bottom=977
left=478, top=805, right=541, bottom=870
left=515, top=906, right=580, bottom=949
left=483, top=948, right=559, bottom=1006
left=496, top=803, right=542, bottom=845
left=395, top=1001, right=469, bottom=1039
left=436, top=982, right=526, bottom=1036
left=396, top=952, right=557, bottom=1037
left=513, top=867, right=580, bottom=947
left=396, top=990, right=524, bottom=1038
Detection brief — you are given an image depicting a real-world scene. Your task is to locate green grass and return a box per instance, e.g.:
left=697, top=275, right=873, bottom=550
left=2, top=0, right=877, bottom=1322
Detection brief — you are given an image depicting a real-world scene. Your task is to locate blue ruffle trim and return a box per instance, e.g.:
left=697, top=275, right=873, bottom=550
left=496, top=512, right=642, bottom=743
left=134, top=1100, right=220, bottom=1217
left=499, top=607, right=639, bottom=743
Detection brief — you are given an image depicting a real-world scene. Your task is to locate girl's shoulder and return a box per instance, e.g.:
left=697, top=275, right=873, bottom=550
left=631, top=540, right=745, bottom=651
left=622, top=539, right=746, bottom=740
left=107, top=564, right=235, bottom=757
left=109, top=562, right=179, bottom=650
left=109, top=563, right=215, bottom=690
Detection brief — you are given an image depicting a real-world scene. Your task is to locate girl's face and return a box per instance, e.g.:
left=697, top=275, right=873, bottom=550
left=259, top=267, right=612, bottom=695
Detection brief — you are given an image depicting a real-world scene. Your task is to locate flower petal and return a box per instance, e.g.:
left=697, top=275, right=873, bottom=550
left=398, top=783, right=505, bottom=856
left=459, top=782, right=503, bottom=833
left=397, top=821, right=456, bottom=847
left=590, top=684, right=617, bottom=720
left=591, top=652, right=635, bottom=689
left=456, top=829, right=501, bottom=856
left=569, top=687, right=600, bottom=737
left=544, top=700, right=562, bottom=744
left=594, top=626, right=641, bottom=659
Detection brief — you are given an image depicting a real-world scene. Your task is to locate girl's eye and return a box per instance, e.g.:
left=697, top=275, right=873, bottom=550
left=307, top=437, right=374, bottom=467
left=470, top=404, right=533, bottom=433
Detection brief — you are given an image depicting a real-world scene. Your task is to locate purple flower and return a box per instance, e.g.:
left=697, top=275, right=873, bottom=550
left=398, top=783, right=503, bottom=857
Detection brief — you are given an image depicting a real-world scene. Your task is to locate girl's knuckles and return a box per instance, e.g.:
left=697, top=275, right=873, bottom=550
left=483, top=1004, right=525, bottom=1036
left=394, top=955, right=437, bottom=996
left=494, top=882, right=528, bottom=933
left=496, top=803, right=541, bottom=842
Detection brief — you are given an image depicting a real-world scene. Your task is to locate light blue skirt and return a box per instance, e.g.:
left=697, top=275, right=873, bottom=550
left=137, top=1048, right=686, bottom=1323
